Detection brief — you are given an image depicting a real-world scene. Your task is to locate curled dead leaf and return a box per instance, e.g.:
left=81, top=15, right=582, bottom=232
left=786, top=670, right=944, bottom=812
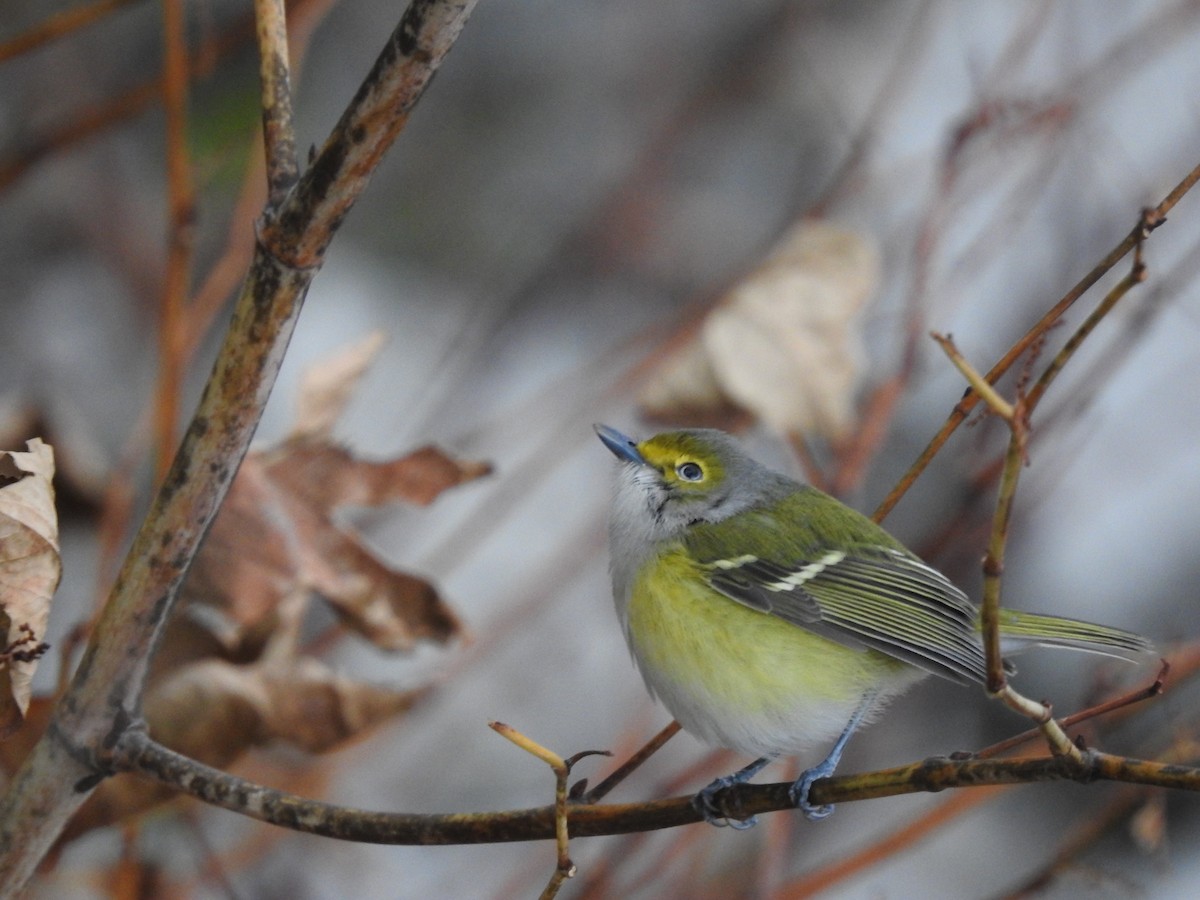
left=639, top=220, right=880, bottom=438
left=290, top=331, right=387, bottom=442
left=0, top=438, right=60, bottom=738
left=174, top=441, right=482, bottom=662
left=166, top=336, right=490, bottom=670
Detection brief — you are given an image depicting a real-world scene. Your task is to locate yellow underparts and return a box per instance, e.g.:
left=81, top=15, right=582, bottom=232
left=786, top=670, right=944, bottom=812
left=627, top=544, right=910, bottom=755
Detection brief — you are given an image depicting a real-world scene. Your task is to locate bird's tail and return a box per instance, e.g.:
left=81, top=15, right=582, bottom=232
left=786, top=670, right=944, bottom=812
left=996, top=608, right=1154, bottom=662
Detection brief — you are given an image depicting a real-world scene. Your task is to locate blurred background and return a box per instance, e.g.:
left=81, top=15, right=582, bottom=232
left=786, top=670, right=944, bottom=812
left=3, top=0, right=1200, bottom=897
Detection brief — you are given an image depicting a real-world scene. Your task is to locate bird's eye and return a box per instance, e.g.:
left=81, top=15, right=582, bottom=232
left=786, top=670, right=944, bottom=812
left=676, top=461, right=704, bottom=482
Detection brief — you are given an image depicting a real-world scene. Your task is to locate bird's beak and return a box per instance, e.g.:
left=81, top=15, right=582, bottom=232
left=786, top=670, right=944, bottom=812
left=595, top=424, right=646, bottom=466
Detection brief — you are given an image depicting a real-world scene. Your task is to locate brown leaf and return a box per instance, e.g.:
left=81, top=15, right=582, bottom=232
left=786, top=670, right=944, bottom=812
left=297, top=515, right=462, bottom=649
left=171, top=338, right=489, bottom=662
left=0, top=438, right=60, bottom=738
left=263, top=442, right=493, bottom=512
left=177, top=441, right=481, bottom=657
left=60, top=654, right=424, bottom=842
left=638, top=221, right=880, bottom=438
left=290, top=331, right=387, bottom=442
left=145, top=655, right=422, bottom=758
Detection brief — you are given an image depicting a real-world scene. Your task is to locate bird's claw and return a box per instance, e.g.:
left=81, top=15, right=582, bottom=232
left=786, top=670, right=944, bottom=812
left=693, top=777, right=758, bottom=829
left=789, top=767, right=835, bottom=821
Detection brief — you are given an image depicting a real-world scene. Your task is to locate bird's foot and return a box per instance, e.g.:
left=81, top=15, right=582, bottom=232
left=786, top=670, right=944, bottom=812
left=693, top=775, right=758, bottom=829
left=788, top=761, right=836, bottom=821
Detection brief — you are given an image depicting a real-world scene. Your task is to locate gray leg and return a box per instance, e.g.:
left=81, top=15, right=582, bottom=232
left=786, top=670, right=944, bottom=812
left=789, top=690, right=877, bottom=821
left=693, top=753, right=778, bottom=829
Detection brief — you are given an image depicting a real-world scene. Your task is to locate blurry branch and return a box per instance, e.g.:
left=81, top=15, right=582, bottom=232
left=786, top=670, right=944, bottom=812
left=873, top=160, right=1200, bottom=523
left=0, top=0, right=321, bottom=194
left=779, top=788, right=1004, bottom=899
left=0, top=0, right=139, bottom=63
left=92, top=0, right=334, bottom=610
left=154, top=0, right=198, bottom=482
left=807, top=0, right=936, bottom=218
left=105, top=723, right=1200, bottom=846
left=1007, top=738, right=1200, bottom=898
left=0, top=0, right=478, bottom=893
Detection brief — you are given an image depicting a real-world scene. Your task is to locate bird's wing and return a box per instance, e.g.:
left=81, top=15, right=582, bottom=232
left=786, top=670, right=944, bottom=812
left=702, top=546, right=988, bottom=685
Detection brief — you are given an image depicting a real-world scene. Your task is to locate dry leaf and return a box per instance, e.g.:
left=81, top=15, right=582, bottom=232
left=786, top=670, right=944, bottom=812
left=290, top=331, right=387, bottom=442
left=635, top=339, right=741, bottom=426
left=0, top=438, right=60, bottom=737
left=60, top=652, right=424, bottom=841
left=638, top=220, right=880, bottom=438
left=146, top=656, right=422, bottom=758
left=1129, top=793, right=1169, bottom=855
left=168, top=336, right=490, bottom=664
left=176, top=441, right=484, bottom=657
left=704, top=274, right=863, bottom=436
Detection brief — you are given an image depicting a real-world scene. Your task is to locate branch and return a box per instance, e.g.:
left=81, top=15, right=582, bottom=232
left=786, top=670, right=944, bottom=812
left=154, top=0, right=197, bottom=481
left=872, top=158, right=1199, bottom=523
left=255, top=0, right=300, bottom=204
left=0, top=0, right=137, bottom=63
left=0, top=1, right=479, bottom=892
left=107, top=727, right=1200, bottom=846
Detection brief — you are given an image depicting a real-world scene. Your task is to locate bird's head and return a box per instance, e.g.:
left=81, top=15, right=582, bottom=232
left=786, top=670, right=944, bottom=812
left=595, top=425, right=773, bottom=537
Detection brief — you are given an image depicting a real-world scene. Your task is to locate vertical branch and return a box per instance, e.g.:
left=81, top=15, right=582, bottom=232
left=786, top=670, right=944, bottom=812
left=0, top=2, right=479, bottom=893
left=154, top=0, right=196, bottom=482
left=255, top=0, right=300, bottom=205
left=979, top=407, right=1026, bottom=692
left=931, top=336, right=1078, bottom=757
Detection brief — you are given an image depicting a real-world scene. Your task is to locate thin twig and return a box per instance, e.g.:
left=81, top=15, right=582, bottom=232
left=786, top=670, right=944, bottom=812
left=1024, top=214, right=1154, bottom=413
left=930, top=333, right=1015, bottom=421
left=577, top=720, right=682, bottom=805
left=0, top=0, right=137, bottom=63
left=872, top=159, right=1200, bottom=523
left=154, top=0, right=196, bottom=483
left=977, top=660, right=1168, bottom=759
left=254, top=0, right=300, bottom=205
left=490, top=722, right=582, bottom=899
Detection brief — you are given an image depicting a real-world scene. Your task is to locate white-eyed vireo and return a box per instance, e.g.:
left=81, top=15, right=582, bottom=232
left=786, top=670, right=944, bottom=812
left=596, top=425, right=1152, bottom=825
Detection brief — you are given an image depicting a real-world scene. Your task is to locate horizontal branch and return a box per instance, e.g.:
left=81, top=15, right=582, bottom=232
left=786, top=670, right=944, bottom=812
left=113, top=729, right=1200, bottom=845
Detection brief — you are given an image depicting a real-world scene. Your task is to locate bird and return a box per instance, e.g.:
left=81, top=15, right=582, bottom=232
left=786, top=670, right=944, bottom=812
left=595, top=424, right=1152, bottom=826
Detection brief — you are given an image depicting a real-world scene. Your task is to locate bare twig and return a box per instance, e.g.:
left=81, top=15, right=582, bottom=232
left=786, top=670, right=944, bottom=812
left=154, top=0, right=197, bottom=482
left=0, top=0, right=138, bottom=63
left=1024, top=210, right=1155, bottom=413
left=872, top=158, right=1200, bottom=523
left=931, top=333, right=1016, bottom=422
left=977, top=660, right=1168, bottom=759
left=491, top=722, right=584, bottom=899
left=577, top=720, right=682, bottom=805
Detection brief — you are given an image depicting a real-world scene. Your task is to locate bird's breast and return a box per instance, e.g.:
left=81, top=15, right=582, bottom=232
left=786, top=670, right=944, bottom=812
left=622, top=544, right=916, bottom=757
